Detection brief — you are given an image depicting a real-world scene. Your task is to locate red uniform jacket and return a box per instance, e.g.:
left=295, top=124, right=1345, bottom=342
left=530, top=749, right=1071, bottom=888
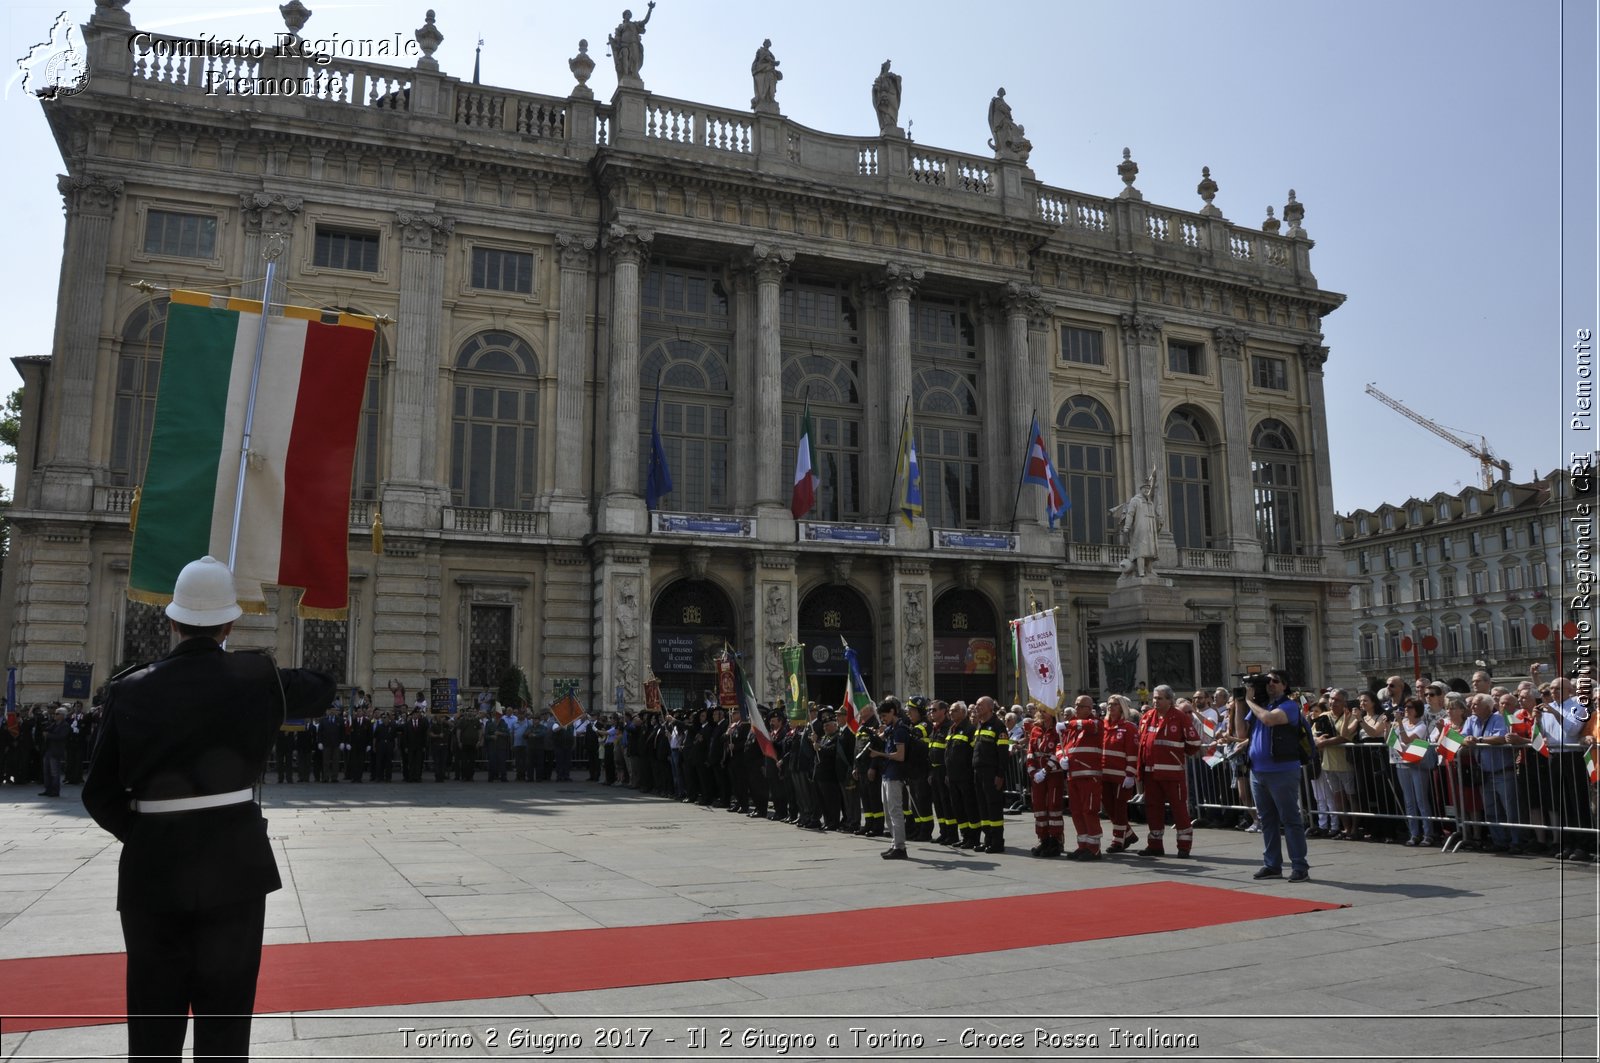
left=1137, top=708, right=1202, bottom=777
left=1025, top=724, right=1060, bottom=776
left=1057, top=717, right=1103, bottom=779
left=1100, top=718, right=1139, bottom=783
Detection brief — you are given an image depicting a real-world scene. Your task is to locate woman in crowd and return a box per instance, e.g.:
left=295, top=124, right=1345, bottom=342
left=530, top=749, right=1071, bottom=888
left=1394, top=696, right=1439, bottom=846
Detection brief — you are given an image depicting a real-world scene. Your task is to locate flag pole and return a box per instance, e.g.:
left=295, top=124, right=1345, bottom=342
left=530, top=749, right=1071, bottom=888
left=227, top=236, right=284, bottom=569
left=1008, top=408, right=1036, bottom=532
left=883, top=395, right=909, bottom=526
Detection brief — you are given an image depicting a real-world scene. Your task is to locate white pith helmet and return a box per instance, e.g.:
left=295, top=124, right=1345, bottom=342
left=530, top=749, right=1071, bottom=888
left=165, top=556, right=243, bottom=626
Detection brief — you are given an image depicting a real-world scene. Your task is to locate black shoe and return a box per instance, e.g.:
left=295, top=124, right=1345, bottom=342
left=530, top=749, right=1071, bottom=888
left=1064, top=848, right=1084, bottom=861
left=880, top=847, right=909, bottom=860
left=1252, top=866, right=1282, bottom=880
left=1174, top=850, right=1191, bottom=859
left=959, top=839, right=980, bottom=851
left=1078, top=850, right=1101, bottom=861
left=1288, top=869, right=1310, bottom=882
left=1134, top=847, right=1163, bottom=857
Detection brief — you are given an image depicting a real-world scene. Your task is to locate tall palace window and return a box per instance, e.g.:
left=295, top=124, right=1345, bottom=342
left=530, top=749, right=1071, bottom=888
left=1251, top=418, right=1305, bottom=555
left=1165, top=407, right=1218, bottom=549
left=449, top=330, right=540, bottom=510
left=912, top=296, right=981, bottom=528
left=110, top=298, right=168, bottom=487
left=781, top=280, right=862, bottom=521
left=640, top=262, right=733, bottom=512
left=1055, top=395, right=1117, bottom=544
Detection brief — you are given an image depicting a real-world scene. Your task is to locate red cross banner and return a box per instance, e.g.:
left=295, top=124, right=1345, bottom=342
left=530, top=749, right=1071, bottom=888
left=1017, top=608, right=1066, bottom=712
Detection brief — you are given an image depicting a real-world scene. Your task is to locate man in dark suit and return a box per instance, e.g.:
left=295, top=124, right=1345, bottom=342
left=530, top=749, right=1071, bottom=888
left=82, top=556, right=333, bottom=1062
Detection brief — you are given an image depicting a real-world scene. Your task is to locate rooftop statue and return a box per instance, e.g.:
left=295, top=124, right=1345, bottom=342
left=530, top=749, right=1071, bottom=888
left=872, top=59, right=902, bottom=136
left=986, top=87, right=1032, bottom=164
left=607, top=2, right=655, bottom=82
left=751, top=38, right=781, bottom=112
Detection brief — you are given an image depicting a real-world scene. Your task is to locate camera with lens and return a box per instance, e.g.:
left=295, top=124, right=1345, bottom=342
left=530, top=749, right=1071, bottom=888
left=1232, top=672, right=1270, bottom=703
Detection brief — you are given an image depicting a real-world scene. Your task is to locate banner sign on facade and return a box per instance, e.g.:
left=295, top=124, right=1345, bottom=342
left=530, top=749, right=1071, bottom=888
left=935, top=530, right=1018, bottom=552
left=932, top=637, right=998, bottom=675
left=652, top=513, right=756, bottom=538
left=800, top=522, right=892, bottom=545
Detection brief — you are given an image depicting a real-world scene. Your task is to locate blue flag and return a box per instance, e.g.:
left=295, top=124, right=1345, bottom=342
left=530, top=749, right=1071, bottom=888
left=645, top=376, right=673, bottom=511
left=897, top=414, right=922, bottom=528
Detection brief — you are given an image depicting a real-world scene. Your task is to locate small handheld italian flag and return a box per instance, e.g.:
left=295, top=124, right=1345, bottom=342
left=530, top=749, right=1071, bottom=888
left=1387, top=726, right=1431, bottom=764
left=1529, top=714, right=1551, bottom=759
left=1586, top=745, right=1598, bottom=784
left=1437, top=726, right=1466, bottom=764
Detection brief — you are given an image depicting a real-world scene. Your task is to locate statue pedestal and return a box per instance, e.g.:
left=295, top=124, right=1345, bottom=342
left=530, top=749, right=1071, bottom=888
left=1094, top=576, right=1204, bottom=698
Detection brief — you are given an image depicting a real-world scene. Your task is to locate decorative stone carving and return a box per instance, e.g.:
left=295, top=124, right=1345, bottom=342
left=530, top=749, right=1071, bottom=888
left=960, top=560, right=982, bottom=590
left=1212, top=326, right=1248, bottom=360
left=901, top=587, right=926, bottom=695
left=1299, top=339, right=1330, bottom=370
left=58, top=174, right=123, bottom=216
left=605, top=223, right=653, bottom=265
left=569, top=40, right=595, bottom=97
left=1119, top=311, right=1164, bottom=346
left=1000, top=279, right=1043, bottom=317
left=746, top=243, right=794, bottom=282
left=685, top=547, right=711, bottom=580
left=240, top=192, right=303, bottom=234
left=986, top=88, right=1032, bottom=164
left=395, top=210, right=453, bottom=251
left=750, top=39, right=781, bottom=113
left=1110, top=468, right=1163, bottom=579
left=1196, top=166, right=1221, bottom=217
left=764, top=583, right=790, bottom=701
left=1283, top=189, right=1306, bottom=238
left=415, top=10, right=443, bottom=71
left=1117, top=148, right=1142, bottom=201
left=554, top=231, right=596, bottom=269
left=607, top=3, right=655, bottom=83
left=614, top=576, right=641, bottom=701
left=828, top=555, right=853, bottom=586
left=1262, top=205, right=1280, bottom=234
left=881, top=261, right=924, bottom=298
left=280, top=0, right=311, bottom=39
left=872, top=60, right=902, bottom=137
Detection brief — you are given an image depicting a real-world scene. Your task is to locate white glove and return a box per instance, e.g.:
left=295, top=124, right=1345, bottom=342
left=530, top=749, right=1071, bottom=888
left=1056, top=721, right=1067, bottom=734
left=1122, top=776, right=1136, bottom=790
left=318, top=743, right=324, bottom=750
left=1032, top=768, right=1046, bottom=783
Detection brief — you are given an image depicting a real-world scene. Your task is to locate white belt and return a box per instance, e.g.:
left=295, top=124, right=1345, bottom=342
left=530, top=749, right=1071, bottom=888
left=130, top=788, right=255, bottom=814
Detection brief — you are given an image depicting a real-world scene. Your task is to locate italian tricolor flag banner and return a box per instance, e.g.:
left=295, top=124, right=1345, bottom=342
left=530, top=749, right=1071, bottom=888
left=1586, top=745, right=1598, bottom=784
left=129, top=291, right=375, bottom=618
left=790, top=400, right=817, bottom=520
left=1386, top=726, right=1430, bottom=763
left=1437, top=726, right=1466, bottom=763
left=1529, top=714, right=1552, bottom=758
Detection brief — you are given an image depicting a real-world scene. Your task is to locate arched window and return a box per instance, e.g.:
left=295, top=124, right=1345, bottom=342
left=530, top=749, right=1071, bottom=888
left=449, top=330, right=540, bottom=510
left=1055, top=395, right=1116, bottom=544
left=1252, top=418, right=1305, bottom=555
left=639, top=339, right=732, bottom=512
left=110, top=298, right=168, bottom=487
left=782, top=349, right=862, bottom=521
left=914, top=366, right=981, bottom=528
left=1164, top=408, right=1217, bottom=549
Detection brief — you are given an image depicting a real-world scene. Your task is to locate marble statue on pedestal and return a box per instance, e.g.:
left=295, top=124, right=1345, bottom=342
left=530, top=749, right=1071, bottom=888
left=751, top=38, right=781, bottom=111
left=1111, top=470, right=1164, bottom=579
left=607, top=2, right=654, bottom=81
left=872, top=60, right=902, bottom=135
left=986, top=87, right=1032, bottom=163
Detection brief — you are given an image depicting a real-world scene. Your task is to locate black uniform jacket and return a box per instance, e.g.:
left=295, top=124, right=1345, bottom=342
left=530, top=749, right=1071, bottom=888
left=82, top=638, right=334, bottom=913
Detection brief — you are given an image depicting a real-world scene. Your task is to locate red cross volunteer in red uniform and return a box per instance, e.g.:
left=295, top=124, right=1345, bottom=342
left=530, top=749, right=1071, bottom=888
left=1135, top=684, right=1203, bottom=857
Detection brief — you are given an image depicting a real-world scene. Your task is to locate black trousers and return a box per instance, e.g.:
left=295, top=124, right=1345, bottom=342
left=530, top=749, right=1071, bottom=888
left=121, top=894, right=267, bottom=1062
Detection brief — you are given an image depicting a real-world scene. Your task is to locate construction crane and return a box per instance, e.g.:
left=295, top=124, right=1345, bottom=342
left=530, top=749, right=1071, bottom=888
left=1364, top=382, right=1511, bottom=490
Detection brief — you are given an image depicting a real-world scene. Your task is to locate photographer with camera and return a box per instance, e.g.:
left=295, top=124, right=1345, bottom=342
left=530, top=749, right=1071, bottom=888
left=1241, top=669, right=1311, bottom=882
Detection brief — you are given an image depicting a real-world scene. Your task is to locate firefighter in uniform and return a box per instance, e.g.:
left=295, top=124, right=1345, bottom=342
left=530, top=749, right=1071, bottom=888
left=1100, top=695, right=1141, bottom=852
left=854, top=711, right=885, bottom=837
left=1025, top=702, right=1064, bottom=857
left=428, top=712, right=452, bottom=782
left=903, top=697, right=935, bottom=841
left=944, top=700, right=978, bottom=848
left=970, top=696, right=1010, bottom=853
left=1058, top=694, right=1104, bottom=860
left=1136, top=684, right=1203, bottom=857
left=927, top=700, right=957, bottom=845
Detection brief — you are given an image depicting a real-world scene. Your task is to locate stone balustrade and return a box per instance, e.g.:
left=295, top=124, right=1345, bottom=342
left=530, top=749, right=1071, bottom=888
left=441, top=506, right=548, bottom=537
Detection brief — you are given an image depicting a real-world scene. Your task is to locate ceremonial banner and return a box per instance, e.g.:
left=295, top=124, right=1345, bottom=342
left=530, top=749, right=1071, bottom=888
left=62, top=662, right=93, bottom=700
left=129, top=292, right=375, bottom=617
left=429, top=677, right=458, bottom=714
left=790, top=401, right=817, bottom=519
left=733, top=652, right=776, bottom=760
left=841, top=637, right=872, bottom=734
left=551, top=694, right=584, bottom=727
left=644, top=675, right=663, bottom=713
left=781, top=643, right=809, bottom=722
left=1017, top=609, right=1066, bottom=711
left=1020, top=413, right=1069, bottom=528
left=896, top=412, right=922, bottom=528
left=716, top=653, right=739, bottom=710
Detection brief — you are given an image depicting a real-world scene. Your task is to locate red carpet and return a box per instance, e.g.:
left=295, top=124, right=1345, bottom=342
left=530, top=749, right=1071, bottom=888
left=1, top=882, right=1339, bottom=1033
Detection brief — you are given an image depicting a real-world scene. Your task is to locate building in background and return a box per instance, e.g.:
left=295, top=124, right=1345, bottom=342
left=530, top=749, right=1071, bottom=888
left=2, top=2, right=1352, bottom=709
left=1338, top=467, right=1594, bottom=690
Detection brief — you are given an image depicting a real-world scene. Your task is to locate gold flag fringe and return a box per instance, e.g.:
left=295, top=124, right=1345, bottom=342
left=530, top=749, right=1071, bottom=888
left=298, top=604, right=351, bottom=621
left=370, top=510, right=384, bottom=555
left=128, top=485, right=141, bottom=534
left=126, top=586, right=172, bottom=609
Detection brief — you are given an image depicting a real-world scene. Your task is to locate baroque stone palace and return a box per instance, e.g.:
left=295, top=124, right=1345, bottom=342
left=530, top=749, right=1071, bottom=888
left=1338, top=468, right=1593, bottom=691
left=3, top=2, right=1353, bottom=709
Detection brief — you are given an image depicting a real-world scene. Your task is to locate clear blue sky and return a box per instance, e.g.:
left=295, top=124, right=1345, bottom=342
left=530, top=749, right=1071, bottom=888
left=1, top=0, right=1593, bottom=512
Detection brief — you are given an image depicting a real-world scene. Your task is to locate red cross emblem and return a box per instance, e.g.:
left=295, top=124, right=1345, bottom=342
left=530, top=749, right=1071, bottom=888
left=1035, top=660, right=1052, bottom=682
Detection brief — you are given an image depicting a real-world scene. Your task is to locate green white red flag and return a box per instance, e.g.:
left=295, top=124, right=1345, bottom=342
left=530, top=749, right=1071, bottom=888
left=1586, top=746, right=1598, bottom=784
left=790, top=400, right=817, bottom=519
left=1437, top=726, right=1466, bottom=763
left=1385, top=726, right=1430, bottom=763
left=129, top=291, right=375, bottom=618
left=1529, top=714, right=1551, bottom=758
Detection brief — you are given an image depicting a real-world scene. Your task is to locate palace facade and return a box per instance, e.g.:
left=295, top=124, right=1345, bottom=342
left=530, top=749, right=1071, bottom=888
left=3, top=2, right=1353, bottom=710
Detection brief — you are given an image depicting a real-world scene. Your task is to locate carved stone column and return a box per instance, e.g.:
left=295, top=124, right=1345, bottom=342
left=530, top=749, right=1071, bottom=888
left=882, top=263, right=922, bottom=518
left=1215, top=326, right=1262, bottom=569
left=729, top=263, right=758, bottom=510
left=1299, top=340, right=1339, bottom=557
left=887, top=558, right=932, bottom=698
left=750, top=245, right=793, bottom=513
left=1118, top=311, right=1164, bottom=492
left=41, top=174, right=122, bottom=509
left=976, top=297, right=1010, bottom=526
left=386, top=210, right=453, bottom=529
left=1001, top=281, right=1040, bottom=526
left=239, top=192, right=303, bottom=287
left=546, top=233, right=596, bottom=537
left=600, top=225, right=652, bottom=534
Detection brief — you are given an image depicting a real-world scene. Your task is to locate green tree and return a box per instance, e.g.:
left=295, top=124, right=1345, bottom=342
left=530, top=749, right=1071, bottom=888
left=498, top=665, right=531, bottom=710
